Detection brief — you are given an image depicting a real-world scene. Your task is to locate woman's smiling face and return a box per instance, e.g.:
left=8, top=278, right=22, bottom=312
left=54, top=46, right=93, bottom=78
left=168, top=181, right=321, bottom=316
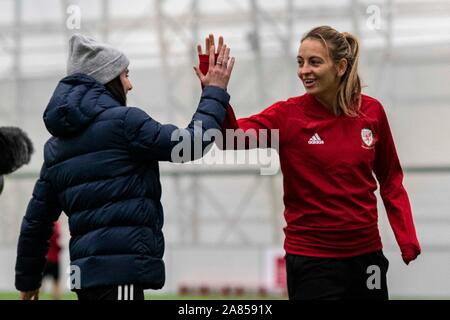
left=297, top=38, right=342, bottom=100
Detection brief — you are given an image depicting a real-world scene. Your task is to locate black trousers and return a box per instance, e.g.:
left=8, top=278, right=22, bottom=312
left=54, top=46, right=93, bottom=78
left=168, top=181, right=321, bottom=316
left=42, top=261, right=60, bottom=281
left=76, top=284, right=145, bottom=300
left=286, top=250, right=389, bottom=300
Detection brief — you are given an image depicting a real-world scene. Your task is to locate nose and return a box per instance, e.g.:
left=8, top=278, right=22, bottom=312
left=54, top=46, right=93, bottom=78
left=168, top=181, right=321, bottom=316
left=299, top=63, right=312, bottom=77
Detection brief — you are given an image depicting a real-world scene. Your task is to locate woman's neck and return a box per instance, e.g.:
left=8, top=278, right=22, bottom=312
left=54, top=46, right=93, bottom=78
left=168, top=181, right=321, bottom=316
left=314, top=92, right=337, bottom=114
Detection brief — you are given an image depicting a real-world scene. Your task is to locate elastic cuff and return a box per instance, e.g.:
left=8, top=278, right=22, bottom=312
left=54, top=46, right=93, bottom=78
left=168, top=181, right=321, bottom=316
left=202, top=86, right=230, bottom=107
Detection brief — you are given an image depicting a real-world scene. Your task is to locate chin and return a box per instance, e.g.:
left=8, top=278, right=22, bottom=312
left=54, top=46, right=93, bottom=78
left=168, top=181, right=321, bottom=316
left=304, top=87, right=319, bottom=95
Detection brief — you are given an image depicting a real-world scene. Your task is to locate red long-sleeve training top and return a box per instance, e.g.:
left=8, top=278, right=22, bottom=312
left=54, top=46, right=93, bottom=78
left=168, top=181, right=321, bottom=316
left=46, top=221, right=61, bottom=263
left=199, top=55, right=421, bottom=260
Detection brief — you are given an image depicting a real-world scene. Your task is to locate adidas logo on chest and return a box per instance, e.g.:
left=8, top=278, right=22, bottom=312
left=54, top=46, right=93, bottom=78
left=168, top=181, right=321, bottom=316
left=308, top=133, right=324, bottom=145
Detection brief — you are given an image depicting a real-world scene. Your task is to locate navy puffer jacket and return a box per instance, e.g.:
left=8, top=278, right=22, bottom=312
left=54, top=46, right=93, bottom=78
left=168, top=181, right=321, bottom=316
left=15, top=74, right=229, bottom=291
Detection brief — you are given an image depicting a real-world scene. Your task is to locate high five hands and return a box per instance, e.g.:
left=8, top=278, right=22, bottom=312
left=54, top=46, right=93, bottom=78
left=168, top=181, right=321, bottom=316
left=193, top=34, right=235, bottom=90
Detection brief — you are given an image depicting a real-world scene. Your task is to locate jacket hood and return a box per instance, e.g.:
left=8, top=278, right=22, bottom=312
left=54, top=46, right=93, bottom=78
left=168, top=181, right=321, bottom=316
left=43, top=73, right=120, bottom=137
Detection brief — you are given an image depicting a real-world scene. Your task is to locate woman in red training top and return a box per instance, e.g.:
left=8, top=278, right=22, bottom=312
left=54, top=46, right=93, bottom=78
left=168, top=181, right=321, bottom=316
left=42, top=221, right=62, bottom=300
left=195, top=27, right=421, bottom=300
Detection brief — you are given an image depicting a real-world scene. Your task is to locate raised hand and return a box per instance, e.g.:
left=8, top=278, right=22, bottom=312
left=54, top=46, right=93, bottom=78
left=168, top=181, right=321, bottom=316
left=197, top=34, right=224, bottom=57
left=194, top=42, right=235, bottom=90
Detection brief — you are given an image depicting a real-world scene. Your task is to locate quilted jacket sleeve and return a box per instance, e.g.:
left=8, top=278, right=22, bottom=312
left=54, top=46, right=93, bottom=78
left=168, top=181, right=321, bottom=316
left=124, top=86, right=230, bottom=162
left=15, top=164, right=62, bottom=291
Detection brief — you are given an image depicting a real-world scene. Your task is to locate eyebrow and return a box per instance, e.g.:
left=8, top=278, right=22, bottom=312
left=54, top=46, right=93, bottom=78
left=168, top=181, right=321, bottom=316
left=297, top=55, right=324, bottom=60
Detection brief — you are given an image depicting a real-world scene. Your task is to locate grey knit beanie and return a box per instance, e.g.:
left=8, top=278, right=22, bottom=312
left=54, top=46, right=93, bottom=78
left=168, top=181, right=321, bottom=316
left=67, top=34, right=129, bottom=84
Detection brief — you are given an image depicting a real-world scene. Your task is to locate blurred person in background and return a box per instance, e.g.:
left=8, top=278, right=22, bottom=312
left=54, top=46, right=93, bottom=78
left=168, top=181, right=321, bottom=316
left=197, top=28, right=420, bottom=300
left=41, top=221, right=62, bottom=300
left=0, top=127, right=34, bottom=195
left=15, top=33, right=234, bottom=300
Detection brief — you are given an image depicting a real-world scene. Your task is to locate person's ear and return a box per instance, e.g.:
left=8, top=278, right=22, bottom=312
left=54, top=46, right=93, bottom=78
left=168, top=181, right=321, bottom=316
left=337, top=58, right=348, bottom=77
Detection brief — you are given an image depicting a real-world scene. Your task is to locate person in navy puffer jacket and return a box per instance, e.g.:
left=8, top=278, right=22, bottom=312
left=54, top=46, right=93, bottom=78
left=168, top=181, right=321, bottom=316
left=15, top=34, right=235, bottom=300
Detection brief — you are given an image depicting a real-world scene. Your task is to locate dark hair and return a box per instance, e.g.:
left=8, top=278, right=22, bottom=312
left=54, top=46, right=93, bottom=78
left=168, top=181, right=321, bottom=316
left=302, top=25, right=361, bottom=116
left=105, top=75, right=126, bottom=106
left=0, top=126, right=34, bottom=175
